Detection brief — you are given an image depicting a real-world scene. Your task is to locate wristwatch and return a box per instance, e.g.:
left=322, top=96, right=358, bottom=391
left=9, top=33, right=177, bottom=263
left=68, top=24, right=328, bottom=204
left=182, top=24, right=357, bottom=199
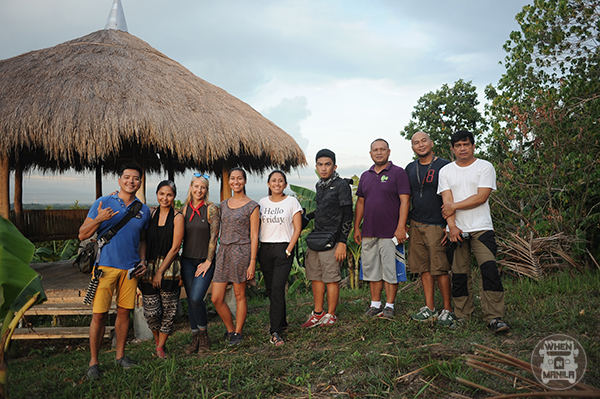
left=285, top=250, right=291, bottom=257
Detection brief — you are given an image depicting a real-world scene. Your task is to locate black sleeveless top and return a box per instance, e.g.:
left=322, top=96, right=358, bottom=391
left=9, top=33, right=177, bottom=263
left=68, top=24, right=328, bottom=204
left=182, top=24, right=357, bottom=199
left=140, top=207, right=181, bottom=294
left=181, top=203, right=211, bottom=261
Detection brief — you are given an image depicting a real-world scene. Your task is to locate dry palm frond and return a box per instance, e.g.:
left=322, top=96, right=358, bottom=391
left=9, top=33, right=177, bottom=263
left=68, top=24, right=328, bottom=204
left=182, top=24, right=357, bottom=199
left=0, top=29, right=306, bottom=175
left=455, top=344, right=600, bottom=398
left=498, top=232, right=585, bottom=279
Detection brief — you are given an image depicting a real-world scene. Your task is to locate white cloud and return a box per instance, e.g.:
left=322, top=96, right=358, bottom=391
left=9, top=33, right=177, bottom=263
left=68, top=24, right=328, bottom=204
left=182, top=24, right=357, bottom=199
left=0, top=0, right=531, bottom=203
left=262, top=96, right=311, bottom=152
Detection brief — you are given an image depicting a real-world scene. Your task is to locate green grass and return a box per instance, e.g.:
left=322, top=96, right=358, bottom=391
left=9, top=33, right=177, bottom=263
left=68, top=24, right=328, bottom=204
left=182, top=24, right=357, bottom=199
left=7, top=270, right=600, bottom=398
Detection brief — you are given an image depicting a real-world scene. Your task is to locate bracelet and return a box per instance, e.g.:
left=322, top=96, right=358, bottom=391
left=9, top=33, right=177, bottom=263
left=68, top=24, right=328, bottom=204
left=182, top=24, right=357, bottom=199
left=285, top=250, right=291, bottom=257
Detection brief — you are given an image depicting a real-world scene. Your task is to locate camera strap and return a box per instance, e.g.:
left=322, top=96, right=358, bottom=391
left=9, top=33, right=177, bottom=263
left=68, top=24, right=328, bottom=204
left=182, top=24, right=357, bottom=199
left=99, top=200, right=143, bottom=246
left=92, top=201, right=144, bottom=271
left=84, top=200, right=144, bottom=305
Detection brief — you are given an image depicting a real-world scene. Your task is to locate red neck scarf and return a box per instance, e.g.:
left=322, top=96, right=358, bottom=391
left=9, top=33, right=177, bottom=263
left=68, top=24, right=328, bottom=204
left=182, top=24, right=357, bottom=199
left=189, top=201, right=204, bottom=222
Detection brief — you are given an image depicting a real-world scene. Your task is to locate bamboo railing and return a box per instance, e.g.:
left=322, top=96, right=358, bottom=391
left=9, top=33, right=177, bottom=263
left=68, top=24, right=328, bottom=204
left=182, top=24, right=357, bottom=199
left=9, top=209, right=88, bottom=242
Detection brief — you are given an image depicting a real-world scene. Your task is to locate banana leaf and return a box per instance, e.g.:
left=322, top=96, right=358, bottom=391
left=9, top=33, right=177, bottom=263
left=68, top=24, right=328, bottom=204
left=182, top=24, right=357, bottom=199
left=0, top=216, right=46, bottom=325
left=289, top=184, right=316, bottom=201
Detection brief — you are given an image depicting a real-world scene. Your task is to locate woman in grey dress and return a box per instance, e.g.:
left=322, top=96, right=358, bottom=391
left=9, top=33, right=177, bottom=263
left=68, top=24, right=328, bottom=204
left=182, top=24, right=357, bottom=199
left=211, top=167, right=259, bottom=346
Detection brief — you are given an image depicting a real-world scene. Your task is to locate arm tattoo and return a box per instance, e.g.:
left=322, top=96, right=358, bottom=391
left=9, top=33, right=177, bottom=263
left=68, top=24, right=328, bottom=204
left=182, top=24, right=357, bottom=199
left=207, top=203, right=221, bottom=263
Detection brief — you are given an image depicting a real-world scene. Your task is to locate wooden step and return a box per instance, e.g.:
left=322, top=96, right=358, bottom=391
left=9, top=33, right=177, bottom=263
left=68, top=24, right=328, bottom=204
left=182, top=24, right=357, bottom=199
left=26, top=302, right=117, bottom=316
left=12, top=326, right=114, bottom=340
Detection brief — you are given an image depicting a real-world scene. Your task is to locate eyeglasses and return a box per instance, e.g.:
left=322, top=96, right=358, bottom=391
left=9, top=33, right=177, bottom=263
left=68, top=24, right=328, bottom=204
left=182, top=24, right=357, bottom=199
left=194, top=173, right=210, bottom=179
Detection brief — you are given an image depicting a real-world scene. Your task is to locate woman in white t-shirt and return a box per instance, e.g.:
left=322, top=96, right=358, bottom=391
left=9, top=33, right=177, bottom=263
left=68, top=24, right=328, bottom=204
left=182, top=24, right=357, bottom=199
left=258, top=170, right=303, bottom=346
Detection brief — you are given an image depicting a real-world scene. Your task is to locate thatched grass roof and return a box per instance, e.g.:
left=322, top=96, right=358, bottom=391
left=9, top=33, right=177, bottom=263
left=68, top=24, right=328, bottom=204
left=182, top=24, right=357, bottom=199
left=0, top=29, right=306, bottom=175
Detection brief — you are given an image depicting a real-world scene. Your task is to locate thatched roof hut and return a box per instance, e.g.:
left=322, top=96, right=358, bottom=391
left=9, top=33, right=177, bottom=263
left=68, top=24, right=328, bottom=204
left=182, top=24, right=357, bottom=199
left=0, top=6, right=306, bottom=219
left=0, top=28, right=306, bottom=175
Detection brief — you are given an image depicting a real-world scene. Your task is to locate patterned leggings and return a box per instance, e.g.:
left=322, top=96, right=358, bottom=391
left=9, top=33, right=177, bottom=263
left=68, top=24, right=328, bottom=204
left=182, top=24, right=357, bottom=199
left=142, top=290, right=180, bottom=335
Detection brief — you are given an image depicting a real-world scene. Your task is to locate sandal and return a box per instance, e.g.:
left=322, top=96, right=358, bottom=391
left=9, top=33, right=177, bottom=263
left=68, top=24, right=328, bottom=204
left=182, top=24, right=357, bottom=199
left=270, top=332, right=284, bottom=346
left=156, top=346, right=168, bottom=359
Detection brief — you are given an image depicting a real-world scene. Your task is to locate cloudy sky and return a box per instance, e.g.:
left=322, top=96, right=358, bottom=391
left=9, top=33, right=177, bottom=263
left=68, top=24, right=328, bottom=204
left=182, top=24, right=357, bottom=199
left=1, top=0, right=530, bottom=204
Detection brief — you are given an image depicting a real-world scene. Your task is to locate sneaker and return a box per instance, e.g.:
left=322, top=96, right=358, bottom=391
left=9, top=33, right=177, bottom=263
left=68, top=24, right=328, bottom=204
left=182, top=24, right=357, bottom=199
left=270, top=332, right=284, bottom=346
left=411, top=306, right=438, bottom=322
left=379, top=306, right=395, bottom=320
left=86, top=364, right=102, bottom=380
left=364, top=306, right=383, bottom=317
left=228, top=332, right=243, bottom=346
left=116, top=356, right=137, bottom=369
left=185, top=332, right=200, bottom=355
left=437, top=309, right=458, bottom=327
left=320, top=313, right=337, bottom=326
left=488, top=318, right=510, bottom=333
left=197, top=330, right=210, bottom=353
left=301, top=311, right=326, bottom=328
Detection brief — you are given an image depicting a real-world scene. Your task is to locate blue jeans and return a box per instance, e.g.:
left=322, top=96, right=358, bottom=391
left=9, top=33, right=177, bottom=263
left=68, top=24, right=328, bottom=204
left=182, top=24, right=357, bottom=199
left=180, top=257, right=215, bottom=331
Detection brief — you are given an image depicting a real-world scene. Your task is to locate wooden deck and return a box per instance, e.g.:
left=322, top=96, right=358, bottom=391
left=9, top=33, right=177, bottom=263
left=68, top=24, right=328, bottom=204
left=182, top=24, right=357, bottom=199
left=13, top=260, right=115, bottom=340
left=27, top=260, right=95, bottom=307
left=13, top=259, right=194, bottom=340
left=13, top=326, right=114, bottom=340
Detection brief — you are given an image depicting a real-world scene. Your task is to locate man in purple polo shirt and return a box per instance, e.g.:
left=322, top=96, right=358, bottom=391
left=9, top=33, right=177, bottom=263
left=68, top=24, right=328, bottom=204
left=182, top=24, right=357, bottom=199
left=354, top=138, right=411, bottom=319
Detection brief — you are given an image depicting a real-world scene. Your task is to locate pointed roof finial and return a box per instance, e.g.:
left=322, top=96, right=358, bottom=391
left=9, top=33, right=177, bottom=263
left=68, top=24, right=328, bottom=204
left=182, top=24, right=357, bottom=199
left=105, top=0, right=128, bottom=32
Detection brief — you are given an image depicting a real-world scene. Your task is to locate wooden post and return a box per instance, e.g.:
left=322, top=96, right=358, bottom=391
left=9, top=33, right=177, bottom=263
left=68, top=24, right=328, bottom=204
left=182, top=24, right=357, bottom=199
left=131, top=144, right=146, bottom=203
left=220, top=165, right=231, bottom=201
left=14, top=160, right=24, bottom=231
left=0, top=157, right=9, bottom=220
left=167, top=157, right=175, bottom=182
left=138, top=168, right=146, bottom=204
left=95, top=165, right=102, bottom=199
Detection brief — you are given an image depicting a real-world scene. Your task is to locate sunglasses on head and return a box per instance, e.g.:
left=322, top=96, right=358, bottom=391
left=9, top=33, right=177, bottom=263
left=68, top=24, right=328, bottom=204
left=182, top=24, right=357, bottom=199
left=194, top=173, right=210, bottom=179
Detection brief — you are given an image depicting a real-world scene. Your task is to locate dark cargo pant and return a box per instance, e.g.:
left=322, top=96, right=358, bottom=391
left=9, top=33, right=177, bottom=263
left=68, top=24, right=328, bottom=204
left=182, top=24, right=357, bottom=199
left=447, top=230, right=505, bottom=323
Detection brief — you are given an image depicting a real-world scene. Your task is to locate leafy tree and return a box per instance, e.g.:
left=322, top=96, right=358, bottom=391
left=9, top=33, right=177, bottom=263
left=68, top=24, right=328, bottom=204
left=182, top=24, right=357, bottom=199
left=400, top=79, right=487, bottom=161
left=485, top=0, right=600, bottom=263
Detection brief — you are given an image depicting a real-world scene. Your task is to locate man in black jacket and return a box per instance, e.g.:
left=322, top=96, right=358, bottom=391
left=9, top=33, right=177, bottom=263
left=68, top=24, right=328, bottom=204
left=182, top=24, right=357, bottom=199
left=301, top=149, right=353, bottom=328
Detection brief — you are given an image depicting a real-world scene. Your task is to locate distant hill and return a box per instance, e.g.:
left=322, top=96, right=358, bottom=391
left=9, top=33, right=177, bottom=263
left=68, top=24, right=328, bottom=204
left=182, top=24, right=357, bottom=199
left=14, top=202, right=162, bottom=210
left=14, top=203, right=92, bottom=210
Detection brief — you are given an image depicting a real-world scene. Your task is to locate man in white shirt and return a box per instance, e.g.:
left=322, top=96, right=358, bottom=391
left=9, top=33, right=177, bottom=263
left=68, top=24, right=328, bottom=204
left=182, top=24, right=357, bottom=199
left=437, top=130, right=509, bottom=333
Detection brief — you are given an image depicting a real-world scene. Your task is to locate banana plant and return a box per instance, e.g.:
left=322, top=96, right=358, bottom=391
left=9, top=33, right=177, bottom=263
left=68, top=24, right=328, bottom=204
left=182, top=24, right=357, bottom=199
left=32, top=238, right=79, bottom=263
left=290, top=179, right=364, bottom=290
left=0, top=216, right=46, bottom=398
left=345, top=175, right=361, bottom=289
left=288, top=184, right=317, bottom=293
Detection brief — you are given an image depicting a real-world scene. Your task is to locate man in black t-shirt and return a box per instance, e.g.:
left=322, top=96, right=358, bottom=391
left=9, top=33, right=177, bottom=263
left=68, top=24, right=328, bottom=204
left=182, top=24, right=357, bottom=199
left=405, top=132, right=456, bottom=327
left=301, top=149, right=353, bottom=328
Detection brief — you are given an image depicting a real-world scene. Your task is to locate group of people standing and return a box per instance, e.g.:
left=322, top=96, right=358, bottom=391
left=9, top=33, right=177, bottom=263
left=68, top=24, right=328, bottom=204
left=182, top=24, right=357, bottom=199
left=300, top=131, right=508, bottom=334
left=79, top=164, right=303, bottom=379
left=352, top=130, right=508, bottom=332
left=79, top=128, right=508, bottom=381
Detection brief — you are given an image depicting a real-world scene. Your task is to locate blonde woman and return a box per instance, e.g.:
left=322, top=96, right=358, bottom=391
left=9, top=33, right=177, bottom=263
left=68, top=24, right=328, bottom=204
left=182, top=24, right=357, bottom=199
left=180, top=174, right=220, bottom=354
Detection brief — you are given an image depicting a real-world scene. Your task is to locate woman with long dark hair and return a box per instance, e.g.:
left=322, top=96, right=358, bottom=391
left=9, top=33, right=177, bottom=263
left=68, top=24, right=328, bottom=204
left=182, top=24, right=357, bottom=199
left=180, top=174, right=220, bottom=354
left=211, top=167, right=259, bottom=346
left=139, top=180, right=184, bottom=359
left=258, top=170, right=303, bottom=346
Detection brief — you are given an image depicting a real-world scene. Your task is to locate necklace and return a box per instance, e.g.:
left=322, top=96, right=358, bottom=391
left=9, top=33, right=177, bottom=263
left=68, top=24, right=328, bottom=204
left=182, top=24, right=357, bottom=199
left=416, top=156, right=437, bottom=198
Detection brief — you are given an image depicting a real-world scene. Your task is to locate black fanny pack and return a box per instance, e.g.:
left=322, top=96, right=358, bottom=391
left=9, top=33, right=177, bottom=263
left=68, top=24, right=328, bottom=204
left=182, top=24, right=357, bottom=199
left=305, top=231, right=336, bottom=251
